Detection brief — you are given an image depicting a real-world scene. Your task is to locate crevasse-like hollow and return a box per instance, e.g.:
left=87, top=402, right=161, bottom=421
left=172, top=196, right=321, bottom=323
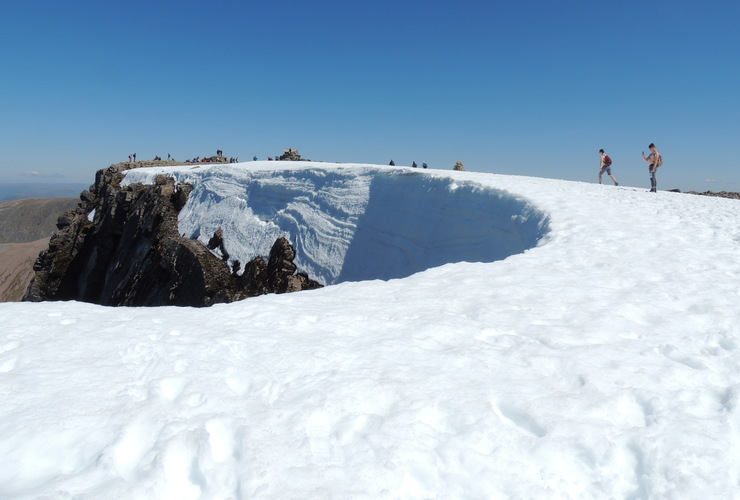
left=125, top=165, right=551, bottom=286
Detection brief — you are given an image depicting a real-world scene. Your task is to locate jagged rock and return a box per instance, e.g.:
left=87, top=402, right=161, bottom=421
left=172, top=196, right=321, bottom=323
left=23, top=162, right=322, bottom=307
left=80, top=189, right=96, bottom=204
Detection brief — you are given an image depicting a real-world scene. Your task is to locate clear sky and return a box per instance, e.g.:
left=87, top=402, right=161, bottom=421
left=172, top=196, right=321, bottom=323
left=1, top=0, right=738, bottom=192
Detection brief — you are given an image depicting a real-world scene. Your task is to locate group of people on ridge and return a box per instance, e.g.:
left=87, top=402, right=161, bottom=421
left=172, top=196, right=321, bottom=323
left=598, top=143, right=663, bottom=192
left=389, top=160, right=428, bottom=169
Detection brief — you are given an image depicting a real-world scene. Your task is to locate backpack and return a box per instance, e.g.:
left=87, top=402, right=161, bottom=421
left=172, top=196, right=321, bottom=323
left=656, top=154, right=663, bottom=167
left=604, top=155, right=612, bottom=166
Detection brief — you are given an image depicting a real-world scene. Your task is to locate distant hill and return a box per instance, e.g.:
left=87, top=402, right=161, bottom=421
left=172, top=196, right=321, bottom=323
left=0, top=198, right=79, bottom=244
left=0, top=197, right=79, bottom=302
left=0, top=183, right=87, bottom=202
left=0, top=239, right=51, bottom=302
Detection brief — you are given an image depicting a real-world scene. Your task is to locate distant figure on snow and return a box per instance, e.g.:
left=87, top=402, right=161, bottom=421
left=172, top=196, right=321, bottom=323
left=412, top=161, right=418, bottom=168
left=167, top=153, right=171, bottom=160
left=598, top=149, right=618, bottom=186
left=389, top=160, right=395, bottom=166
left=128, top=154, right=132, bottom=162
left=453, top=161, right=465, bottom=171
left=253, top=156, right=258, bottom=161
left=133, top=153, right=137, bottom=162
left=641, top=143, right=663, bottom=192
left=422, top=162, right=428, bottom=169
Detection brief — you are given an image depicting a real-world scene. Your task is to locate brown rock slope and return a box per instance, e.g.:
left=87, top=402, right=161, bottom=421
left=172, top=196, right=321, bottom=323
left=0, top=239, right=51, bottom=302
left=0, top=198, right=78, bottom=302
left=0, top=198, right=79, bottom=244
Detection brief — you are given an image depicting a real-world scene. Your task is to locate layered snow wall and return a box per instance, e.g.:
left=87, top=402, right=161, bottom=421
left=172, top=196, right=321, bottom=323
left=123, top=163, right=550, bottom=285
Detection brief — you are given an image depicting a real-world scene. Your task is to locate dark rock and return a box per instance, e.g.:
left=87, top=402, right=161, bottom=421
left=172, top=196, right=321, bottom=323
left=80, top=190, right=96, bottom=204
left=207, top=228, right=229, bottom=261
left=683, top=190, right=740, bottom=200
left=23, top=162, right=323, bottom=307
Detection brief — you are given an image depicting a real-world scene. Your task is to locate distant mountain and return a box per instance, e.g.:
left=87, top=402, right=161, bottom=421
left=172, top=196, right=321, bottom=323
left=0, top=183, right=87, bottom=202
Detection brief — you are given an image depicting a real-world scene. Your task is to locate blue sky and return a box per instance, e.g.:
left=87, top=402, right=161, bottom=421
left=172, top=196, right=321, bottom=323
left=1, top=0, right=738, bottom=192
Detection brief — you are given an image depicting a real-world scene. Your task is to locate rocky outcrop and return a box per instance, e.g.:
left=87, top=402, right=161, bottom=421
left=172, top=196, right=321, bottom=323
left=453, top=161, right=465, bottom=171
left=278, top=148, right=308, bottom=161
left=666, top=189, right=740, bottom=200
left=23, top=163, right=322, bottom=307
left=685, top=190, right=740, bottom=200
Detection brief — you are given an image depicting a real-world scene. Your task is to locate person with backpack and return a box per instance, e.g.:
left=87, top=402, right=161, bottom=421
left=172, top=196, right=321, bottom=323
left=598, top=149, right=618, bottom=185
left=641, top=143, right=663, bottom=192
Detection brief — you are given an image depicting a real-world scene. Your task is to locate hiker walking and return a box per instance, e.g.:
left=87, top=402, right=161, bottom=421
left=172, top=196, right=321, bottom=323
left=598, top=149, right=618, bottom=185
left=641, top=143, right=662, bottom=192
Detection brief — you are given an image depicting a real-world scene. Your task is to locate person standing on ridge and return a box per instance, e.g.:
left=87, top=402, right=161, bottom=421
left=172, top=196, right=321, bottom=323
left=389, top=160, right=395, bottom=166
left=641, top=143, right=662, bottom=192
left=412, top=161, right=418, bottom=168
left=422, top=162, right=428, bottom=169
left=598, top=149, right=618, bottom=185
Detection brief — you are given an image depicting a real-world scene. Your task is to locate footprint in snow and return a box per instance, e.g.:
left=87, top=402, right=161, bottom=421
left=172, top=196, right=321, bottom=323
left=157, top=376, right=189, bottom=402
left=0, top=355, right=18, bottom=373
left=659, top=344, right=707, bottom=370
left=492, top=402, right=547, bottom=438
left=0, top=341, right=20, bottom=354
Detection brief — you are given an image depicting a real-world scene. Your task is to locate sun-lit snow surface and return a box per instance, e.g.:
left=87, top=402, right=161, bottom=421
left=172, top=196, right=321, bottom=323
left=122, top=162, right=549, bottom=285
left=2, top=164, right=740, bottom=499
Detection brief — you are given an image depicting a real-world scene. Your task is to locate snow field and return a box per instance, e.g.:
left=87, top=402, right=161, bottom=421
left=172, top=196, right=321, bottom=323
left=1, top=163, right=739, bottom=498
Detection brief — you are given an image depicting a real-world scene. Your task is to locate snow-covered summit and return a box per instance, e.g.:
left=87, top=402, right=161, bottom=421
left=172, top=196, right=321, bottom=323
left=1, top=163, right=740, bottom=498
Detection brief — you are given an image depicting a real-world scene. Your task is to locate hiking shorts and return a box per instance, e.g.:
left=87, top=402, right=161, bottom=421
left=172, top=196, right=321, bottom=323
left=600, top=165, right=612, bottom=175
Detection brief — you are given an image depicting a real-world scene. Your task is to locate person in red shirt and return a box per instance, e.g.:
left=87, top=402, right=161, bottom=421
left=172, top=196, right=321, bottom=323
left=598, top=149, right=618, bottom=186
